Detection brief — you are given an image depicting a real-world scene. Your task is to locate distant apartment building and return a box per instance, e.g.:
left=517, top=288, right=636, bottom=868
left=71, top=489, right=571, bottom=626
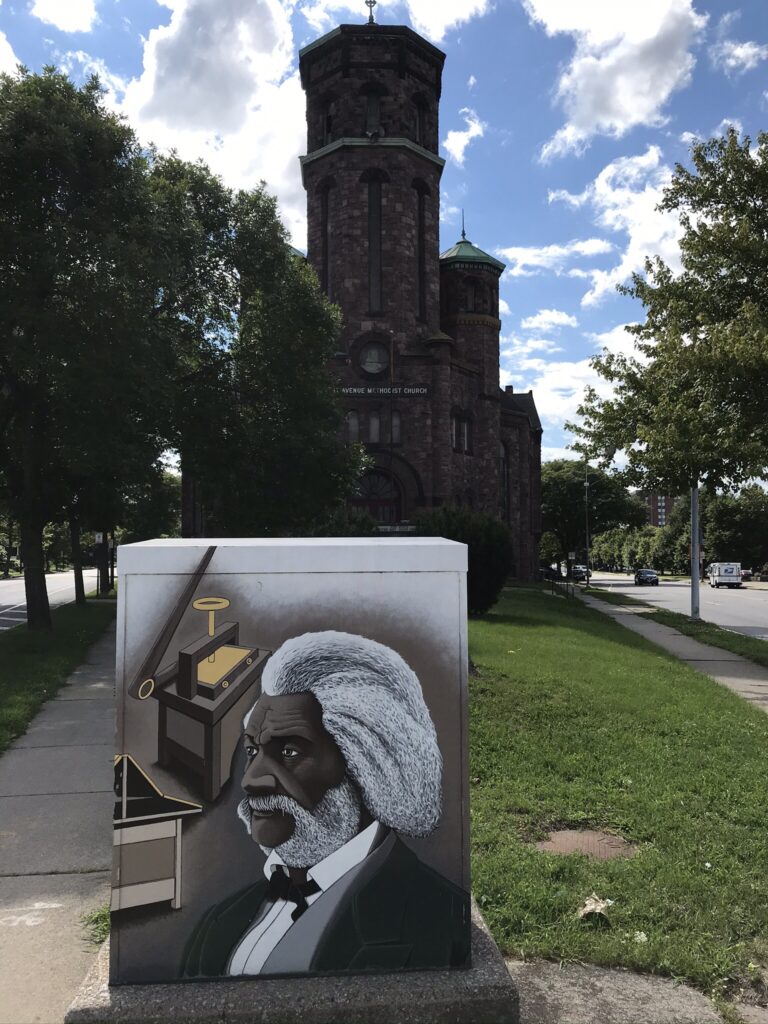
left=642, top=492, right=675, bottom=527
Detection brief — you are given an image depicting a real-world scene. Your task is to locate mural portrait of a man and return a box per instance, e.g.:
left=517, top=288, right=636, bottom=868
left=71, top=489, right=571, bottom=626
left=181, top=630, right=470, bottom=978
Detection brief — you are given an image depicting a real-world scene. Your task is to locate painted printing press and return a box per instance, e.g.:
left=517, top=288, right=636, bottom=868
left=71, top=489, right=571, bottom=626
left=126, top=546, right=271, bottom=802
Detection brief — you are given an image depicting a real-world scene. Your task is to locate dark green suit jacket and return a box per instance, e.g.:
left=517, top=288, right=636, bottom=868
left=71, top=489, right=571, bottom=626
left=181, top=831, right=470, bottom=978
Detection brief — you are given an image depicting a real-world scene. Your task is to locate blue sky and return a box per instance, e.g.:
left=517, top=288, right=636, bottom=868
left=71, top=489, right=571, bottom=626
left=1, top=0, right=766, bottom=460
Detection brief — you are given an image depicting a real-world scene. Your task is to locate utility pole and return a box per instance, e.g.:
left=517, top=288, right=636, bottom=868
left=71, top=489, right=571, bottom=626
left=690, top=484, right=700, bottom=620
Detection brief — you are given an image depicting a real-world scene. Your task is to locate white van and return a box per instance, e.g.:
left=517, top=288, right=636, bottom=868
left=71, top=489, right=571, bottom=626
left=708, top=563, right=742, bottom=589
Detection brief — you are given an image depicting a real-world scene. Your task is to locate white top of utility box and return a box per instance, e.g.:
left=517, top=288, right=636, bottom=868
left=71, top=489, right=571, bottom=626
left=118, top=537, right=467, bottom=575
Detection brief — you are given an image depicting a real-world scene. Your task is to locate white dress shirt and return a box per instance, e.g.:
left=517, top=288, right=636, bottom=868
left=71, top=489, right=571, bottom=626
left=227, top=821, right=381, bottom=976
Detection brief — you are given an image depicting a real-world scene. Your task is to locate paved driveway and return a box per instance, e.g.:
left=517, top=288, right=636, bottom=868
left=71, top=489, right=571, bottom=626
left=589, top=572, right=768, bottom=641
left=0, top=570, right=99, bottom=630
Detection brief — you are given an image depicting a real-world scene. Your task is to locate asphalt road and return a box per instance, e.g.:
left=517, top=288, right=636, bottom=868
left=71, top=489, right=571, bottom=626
left=0, top=569, right=99, bottom=630
left=589, top=571, right=768, bottom=641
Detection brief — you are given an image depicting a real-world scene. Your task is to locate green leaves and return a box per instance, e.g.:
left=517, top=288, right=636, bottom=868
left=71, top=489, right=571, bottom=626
left=570, top=129, right=768, bottom=492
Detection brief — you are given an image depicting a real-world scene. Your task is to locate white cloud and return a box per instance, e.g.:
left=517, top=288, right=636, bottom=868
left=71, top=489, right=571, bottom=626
left=467, top=74, right=477, bottom=89
left=442, top=108, right=485, bottom=166
left=301, top=0, right=492, bottom=42
left=60, top=51, right=128, bottom=107
left=119, top=0, right=307, bottom=243
left=497, top=237, right=613, bottom=278
left=542, top=446, right=582, bottom=462
left=0, top=30, right=20, bottom=73
left=712, top=116, right=743, bottom=137
left=501, top=353, right=611, bottom=429
left=501, top=332, right=563, bottom=360
left=589, top=323, right=641, bottom=360
left=680, top=130, right=699, bottom=145
left=521, top=0, right=708, bottom=160
left=549, top=145, right=683, bottom=306
left=710, top=13, right=768, bottom=75
left=30, top=0, right=98, bottom=33
left=498, top=298, right=511, bottom=317
left=521, top=308, right=578, bottom=332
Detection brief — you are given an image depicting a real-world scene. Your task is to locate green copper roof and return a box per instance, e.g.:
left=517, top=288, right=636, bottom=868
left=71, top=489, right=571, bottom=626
left=439, top=237, right=505, bottom=273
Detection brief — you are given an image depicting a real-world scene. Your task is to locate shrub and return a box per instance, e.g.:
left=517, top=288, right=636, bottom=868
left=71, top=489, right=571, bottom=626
left=413, top=506, right=513, bottom=614
left=308, top=507, right=379, bottom=537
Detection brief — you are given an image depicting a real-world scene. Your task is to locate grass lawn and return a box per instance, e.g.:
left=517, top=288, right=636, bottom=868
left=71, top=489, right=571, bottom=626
left=469, top=588, right=768, bottom=1003
left=0, top=597, right=116, bottom=754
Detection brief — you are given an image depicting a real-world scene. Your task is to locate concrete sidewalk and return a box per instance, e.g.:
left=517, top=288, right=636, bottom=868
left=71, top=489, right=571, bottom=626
left=0, top=627, right=115, bottom=1024
left=0, top=622, right=752, bottom=1024
left=579, top=591, right=768, bottom=714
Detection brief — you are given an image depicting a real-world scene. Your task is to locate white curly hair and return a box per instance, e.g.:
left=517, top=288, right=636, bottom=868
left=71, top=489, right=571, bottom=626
left=250, top=630, right=442, bottom=838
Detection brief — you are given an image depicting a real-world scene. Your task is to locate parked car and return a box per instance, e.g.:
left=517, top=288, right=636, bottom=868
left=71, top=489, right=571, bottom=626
left=572, top=565, right=592, bottom=582
left=741, top=568, right=753, bottom=582
left=634, top=569, right=659, bottom=586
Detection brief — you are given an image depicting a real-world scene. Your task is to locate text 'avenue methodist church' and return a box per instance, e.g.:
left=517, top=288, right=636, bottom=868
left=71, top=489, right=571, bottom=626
left=299, top=7, right=542, bottom=580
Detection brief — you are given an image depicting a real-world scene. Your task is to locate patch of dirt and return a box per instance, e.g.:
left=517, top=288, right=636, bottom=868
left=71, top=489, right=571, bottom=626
left=534, top=829, right=636, bottom=860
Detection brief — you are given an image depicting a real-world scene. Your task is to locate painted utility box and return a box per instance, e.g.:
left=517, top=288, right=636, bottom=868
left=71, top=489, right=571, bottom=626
left=112, top=538, right=470, bottom=984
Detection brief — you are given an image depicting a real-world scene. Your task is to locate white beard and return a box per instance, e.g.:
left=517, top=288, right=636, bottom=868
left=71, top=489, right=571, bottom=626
left=237, top=776, right=363, bottom=868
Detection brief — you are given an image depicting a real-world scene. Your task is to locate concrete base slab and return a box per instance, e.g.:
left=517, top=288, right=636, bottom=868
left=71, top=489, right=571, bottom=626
left=0, top=871, right=110, bottom=1024
left=66, top=910, right=518, bottom=1024
left=0, top=744, right=113, bottom=796
left=506, top=959, right=722, bottom=1024
left=0, top=792, right=113, bottom=875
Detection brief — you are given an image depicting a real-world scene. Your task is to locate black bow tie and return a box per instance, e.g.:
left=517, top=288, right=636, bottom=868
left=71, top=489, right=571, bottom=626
left=268, top=867, right=321, bottom=921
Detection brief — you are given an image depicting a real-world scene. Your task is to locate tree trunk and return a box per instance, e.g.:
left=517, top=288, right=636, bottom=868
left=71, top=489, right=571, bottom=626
left=98, top=531, right=111, bottom=593
left=69, top=512, right=85, bottom=606
left=21, top=519, right=51, bottom=630
left=3, top=520, right=14, bottom=578
left=109, top=531, right=115, bottom=589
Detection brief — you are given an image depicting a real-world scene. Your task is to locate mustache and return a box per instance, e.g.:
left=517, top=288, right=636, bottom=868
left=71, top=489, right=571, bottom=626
left=237, top=793, right=304, bottom=830
left=246, top=794, right=304, bottom=815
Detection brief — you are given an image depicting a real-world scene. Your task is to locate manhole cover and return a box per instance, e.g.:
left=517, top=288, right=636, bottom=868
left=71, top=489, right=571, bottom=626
left=535, top=829, right=635, bottom=860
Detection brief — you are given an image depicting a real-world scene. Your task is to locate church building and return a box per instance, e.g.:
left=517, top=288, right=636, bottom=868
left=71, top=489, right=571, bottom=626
left=299, top=9, right=542, bottom=579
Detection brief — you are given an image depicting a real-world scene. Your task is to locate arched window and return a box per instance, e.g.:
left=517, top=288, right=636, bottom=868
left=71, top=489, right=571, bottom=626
left=465, top=278, right=476, bottom=313
left=391, top=410, right=401, bottom=444
left=452, top=412, right=473, bottom=454
left=346, top=410, right=359, bottom=443
left=499, top=442, right=510, bottom=520
left=320, top=95, right=335, bottom=146
left=412, top=179, right=430, bottom=321
left=361, top=83, right=385, bottom=136
left=369, top=409, right=380, bottom=443
left=318, top=177, right=335, bottom=299
left=413, top=96, right=428, bottom=146
left=349, top=470, right=402, bottom=525
left=360, top=169, right=389, bottom=313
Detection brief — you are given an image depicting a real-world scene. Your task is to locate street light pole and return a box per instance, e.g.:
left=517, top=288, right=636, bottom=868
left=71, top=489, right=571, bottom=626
left=691, top=483, right=700, bottom=620
left=584, top=460, right=590, bottom=585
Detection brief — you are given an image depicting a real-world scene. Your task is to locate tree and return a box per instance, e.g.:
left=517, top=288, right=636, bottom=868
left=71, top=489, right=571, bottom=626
left=191, top=213, right=364, bottom=535
left=702, top=486, right=768, bottom=569
left=570, top=130, right=768, bottom=492
left=0, top=69, right=170, bottom=626
left=541, top=460, right=646, bottom=568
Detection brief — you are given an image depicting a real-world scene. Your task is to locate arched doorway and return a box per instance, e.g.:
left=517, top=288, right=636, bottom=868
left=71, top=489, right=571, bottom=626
left=350, top=470, right=402, bottom=525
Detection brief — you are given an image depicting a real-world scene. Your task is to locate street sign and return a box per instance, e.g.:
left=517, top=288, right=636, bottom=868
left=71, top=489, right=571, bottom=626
left=95, top=532, right=104, bottom=544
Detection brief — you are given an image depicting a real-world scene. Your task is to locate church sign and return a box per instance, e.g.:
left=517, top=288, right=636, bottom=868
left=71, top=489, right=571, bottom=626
left=111, top=538, right=470, bottom=984
left=341, top=384, right=431, bottom=397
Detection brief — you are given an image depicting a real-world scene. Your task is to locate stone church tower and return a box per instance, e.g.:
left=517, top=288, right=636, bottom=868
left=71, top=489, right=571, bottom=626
left=299, top=12, right=542, bottom=579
